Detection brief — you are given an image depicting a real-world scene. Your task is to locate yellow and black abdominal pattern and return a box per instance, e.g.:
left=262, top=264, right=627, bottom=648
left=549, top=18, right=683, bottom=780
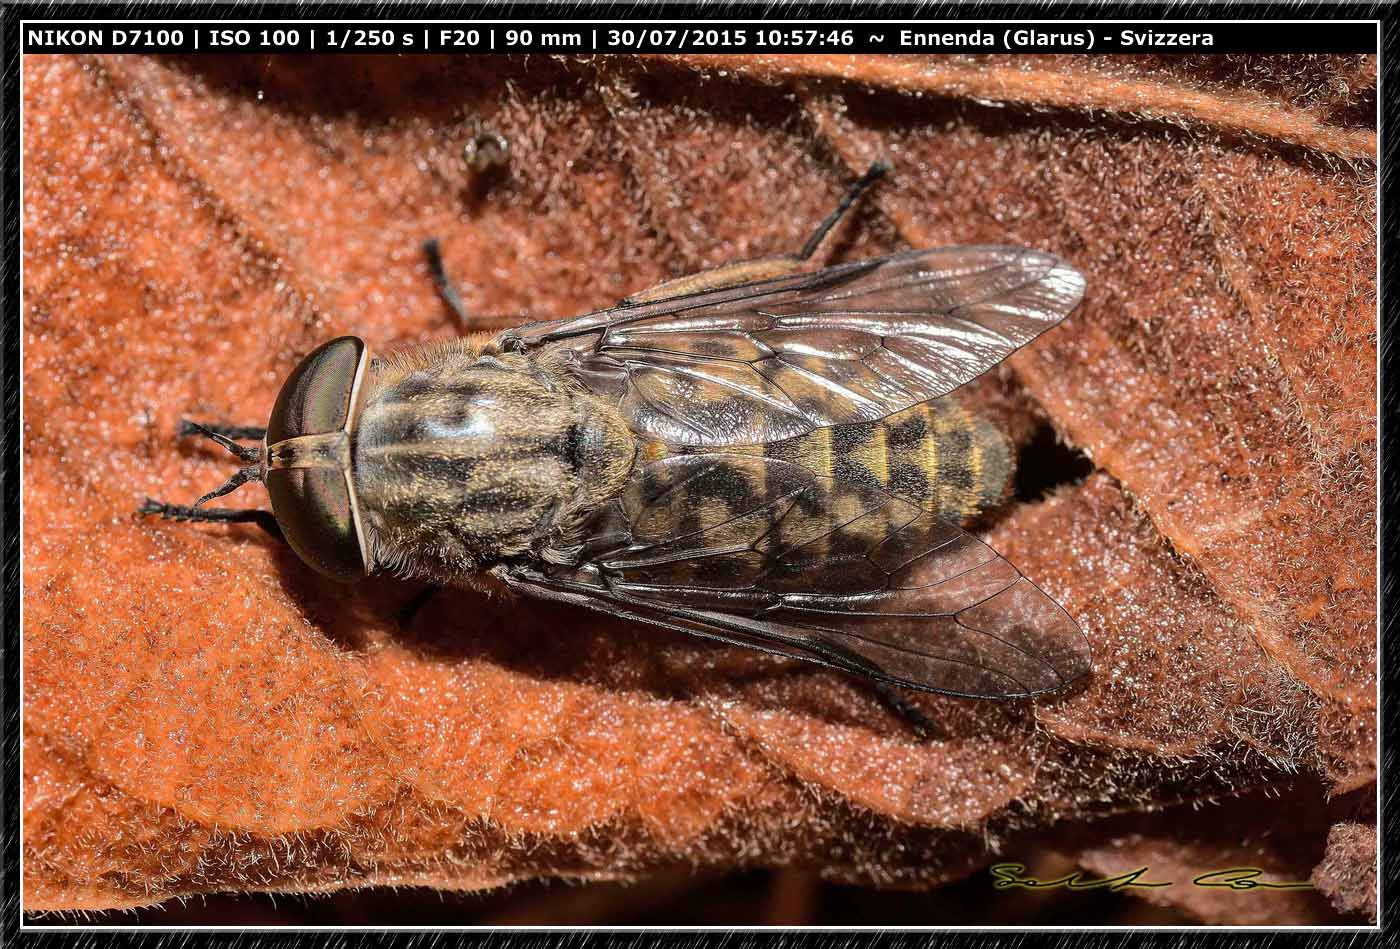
left=480, top=246, right=1093, bottom=699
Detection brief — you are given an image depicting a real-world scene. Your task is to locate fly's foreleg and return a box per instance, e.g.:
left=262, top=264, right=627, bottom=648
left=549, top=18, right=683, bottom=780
left=623, top=159, right=889, bottom=305
left=139, top=499, right=284, bottom=542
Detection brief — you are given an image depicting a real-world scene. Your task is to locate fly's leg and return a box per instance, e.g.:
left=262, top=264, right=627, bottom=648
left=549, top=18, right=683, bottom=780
left=139, top=499, right=284, bottom=543
left=423, top=239, right=522, bottom=334
left=423, top=238, right=472, bottom=330
left=802, top=635, right=942, bottom=742
left=396, top=584, right=443, bottom=629
left=623, top=159, right=890, bottom=306
left=867, top=681, right=940, bottom=742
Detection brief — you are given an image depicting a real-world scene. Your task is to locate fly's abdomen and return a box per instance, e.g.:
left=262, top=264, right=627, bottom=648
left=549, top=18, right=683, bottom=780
left=764, top=398, right=1013, bottom=523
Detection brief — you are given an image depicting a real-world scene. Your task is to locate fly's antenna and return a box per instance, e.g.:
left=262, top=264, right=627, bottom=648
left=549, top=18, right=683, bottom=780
left=180, top=420, right=265, bottom=508
left=178, top=420, right=267, bottom=442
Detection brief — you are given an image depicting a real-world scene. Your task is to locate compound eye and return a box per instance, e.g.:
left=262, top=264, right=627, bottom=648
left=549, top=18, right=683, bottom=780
left=264, top=336, right=370, bottom=582
left=266, top=468, right=364, bottom=581
left=267, top=336, right=366, bottom=442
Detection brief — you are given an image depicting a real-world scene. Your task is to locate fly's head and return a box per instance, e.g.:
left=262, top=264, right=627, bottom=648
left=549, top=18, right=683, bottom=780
left=165, top=336, right=374, bottom=583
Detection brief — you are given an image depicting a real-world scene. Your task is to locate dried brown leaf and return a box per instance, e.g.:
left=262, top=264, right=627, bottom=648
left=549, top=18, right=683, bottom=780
left=1310, top=821, right=1378, bottom=922
left=22, top=53, right=1375, bottom=921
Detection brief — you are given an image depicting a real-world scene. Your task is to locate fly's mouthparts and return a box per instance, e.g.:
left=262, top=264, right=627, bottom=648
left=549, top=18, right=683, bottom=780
left=193, top=464, right=264, bottom=509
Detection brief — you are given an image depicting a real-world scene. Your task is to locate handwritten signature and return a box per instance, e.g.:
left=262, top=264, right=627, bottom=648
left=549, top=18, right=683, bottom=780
left=990, top=863, right=1314, bottom=893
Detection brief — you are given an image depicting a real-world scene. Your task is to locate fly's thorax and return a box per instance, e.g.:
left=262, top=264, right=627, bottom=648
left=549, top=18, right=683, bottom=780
left=351, top=345, right=636, bottom=579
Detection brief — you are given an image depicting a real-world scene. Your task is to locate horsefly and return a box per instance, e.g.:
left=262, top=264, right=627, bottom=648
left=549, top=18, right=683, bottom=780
left=143, top=162, right=1092, bottom=736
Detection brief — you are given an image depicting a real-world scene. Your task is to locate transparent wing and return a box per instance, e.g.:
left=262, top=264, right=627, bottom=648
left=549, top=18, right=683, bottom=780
left=500, top=453, right=1091, bottom=698
left=506, top=246, right=1085, bottom=446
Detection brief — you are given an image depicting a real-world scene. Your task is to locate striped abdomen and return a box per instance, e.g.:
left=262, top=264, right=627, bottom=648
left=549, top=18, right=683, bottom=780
left=767, top=398, right=1014, bottom=522
left=644, top=396, right=1013, bottom=524
left=596, top=397, right=1014, bottom=591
